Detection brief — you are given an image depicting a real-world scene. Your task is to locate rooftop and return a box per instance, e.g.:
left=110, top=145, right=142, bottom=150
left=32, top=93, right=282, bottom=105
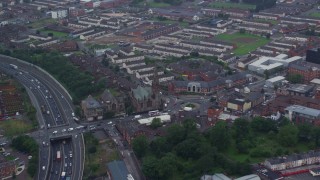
left=287, top=84, right=314, bottom=93
left=107, top=160, right=129, bottom=180
left=285, top=105, right=320, bottom=117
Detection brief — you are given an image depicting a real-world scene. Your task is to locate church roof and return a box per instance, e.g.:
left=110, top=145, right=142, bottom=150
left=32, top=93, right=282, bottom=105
left=132, top=86, right=152, bottom=101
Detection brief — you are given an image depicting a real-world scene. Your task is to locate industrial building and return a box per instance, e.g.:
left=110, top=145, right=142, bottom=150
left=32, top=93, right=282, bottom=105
left=137, top=114, right=171, bottom=125
left=248, top=54, right=302, bottom=74
left=265, top=76, right=286, bottom=88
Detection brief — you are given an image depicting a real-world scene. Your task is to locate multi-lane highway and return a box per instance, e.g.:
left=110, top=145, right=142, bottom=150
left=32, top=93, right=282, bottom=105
left=0, top=55, right=84, bottom=180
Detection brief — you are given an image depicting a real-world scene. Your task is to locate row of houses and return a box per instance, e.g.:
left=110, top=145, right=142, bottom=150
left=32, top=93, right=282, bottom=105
left=264, top=150, right=320, bottom=171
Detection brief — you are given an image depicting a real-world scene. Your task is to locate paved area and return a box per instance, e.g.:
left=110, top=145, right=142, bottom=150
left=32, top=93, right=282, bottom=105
left=284, top=173, right=320, bottom=180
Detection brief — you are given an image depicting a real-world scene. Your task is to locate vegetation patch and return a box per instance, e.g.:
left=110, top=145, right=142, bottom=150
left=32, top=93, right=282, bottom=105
left=40, top=30, right=68, bottom=37
left=132, top=117, right=316, bottom=179
left=11, top=135, right=39, bottom=178
left=185, top=103, right=195, bottom=108
left=28, top=19, right=57, bottom=29
left=147, top=1, right=171, bottom=7
left=83, top=133, right=120, bottom=179
left=209, top=2, right=256, bottom=10
left=0, top=49, right=105, bottom=103
left=309, top=12, right=320, bottom=18
left=215, top=33, right=270, bottom=55
left=0, top=120, right=33, bottom=137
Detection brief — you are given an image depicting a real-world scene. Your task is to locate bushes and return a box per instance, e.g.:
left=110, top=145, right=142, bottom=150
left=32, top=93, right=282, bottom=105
left=11, top=135, right=39, bottom=177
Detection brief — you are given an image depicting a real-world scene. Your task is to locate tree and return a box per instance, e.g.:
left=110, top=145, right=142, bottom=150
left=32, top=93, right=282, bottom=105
left=88, top=146, right=97, bottom=154
left=48, top=32, right=53, bottom=37
left=166, top=124, right=186, bottom=145
left=102, top=58, right=109, bottom=67
left=239, top=28, right=246, bottom=34
left=190, top=51, right=199, bottom=57
left=114, top=65, right=120, bottom=72
left=287, top=74, right=303, bottom=84
left=298, top=124, right=312, bottom=142
left=142, top=156, right=159, bottom=179
left=150, top=137, right=170, bottom=157
left=150, top=118, right=162, bottom=129
left=157, top=153, right=179, bottom=178
left=277, top=124, right=298, bottom=147
left=209, top=121, right=231, bottom=151
left=233, top=118, right=250, bottom=141
left=132, top=135, right=148, bottom=158
left=266, top=33, right=271, bottom=39
left=175, top=138, right=201, bottom=159
left=250, top=117, right=276, bottom=133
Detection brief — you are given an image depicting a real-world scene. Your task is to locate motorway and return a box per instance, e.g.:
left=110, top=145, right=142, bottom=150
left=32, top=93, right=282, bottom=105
left=0, top=55, right=217, bottom=180
left=0, top=56, right=84, bottom=180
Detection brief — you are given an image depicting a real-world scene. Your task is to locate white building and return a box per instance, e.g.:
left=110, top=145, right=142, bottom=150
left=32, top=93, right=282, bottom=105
left=137, top=115, right=171, bottom=125
left=265, top=76, right=285, bottom=88
left=248, top=54, right=302, bottom=74
left=51, top=9, right=68, bottom=19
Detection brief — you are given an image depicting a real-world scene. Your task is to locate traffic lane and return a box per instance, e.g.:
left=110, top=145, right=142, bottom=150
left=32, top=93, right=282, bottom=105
left=72, top=135, right=83, bottom=180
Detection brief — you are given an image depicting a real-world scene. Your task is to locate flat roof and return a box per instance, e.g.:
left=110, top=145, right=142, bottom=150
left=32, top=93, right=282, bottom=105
left=138, top=114, right=171, bottom=125
left=285, top=105, right=320, bottom=117
left=266, top=76, right=285, bottom=83
left=310, top=78, right=320, bottom=85
left=287, top=84, right=314, bottom=93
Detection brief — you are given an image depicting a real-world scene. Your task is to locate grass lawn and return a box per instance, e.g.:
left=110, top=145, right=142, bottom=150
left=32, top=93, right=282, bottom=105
left=225, top=134, right=314, bottom=164
left=147, top=1, right=170, bottom=7
left=28, top=18, right=57, bottom=29
left=0, top=120, right=33, bottom=137
left=309, top=12, right=320, bottom=18
left=152, top=18, right=189, bottom=27
left=40, top=30, right=68, bottom=37
left=209, top=2, right=256, bottom=10
left=215, top=33, right=270, bottom=55
left=254, top=19, right=279, bottom=25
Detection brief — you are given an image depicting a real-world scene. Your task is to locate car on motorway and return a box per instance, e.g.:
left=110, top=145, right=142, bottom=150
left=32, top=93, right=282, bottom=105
left=52, top=131, right=58, bottom=134
left=65, top=163, right=67, bottom=167
left=70, top=153, right=72, bottom=158
left=68, top=128, right=74, bottom=132
left=62, top=129, right=66, bottom=133
left=76, top=126, right=84, bottom=130
left=107, top=121, right=112, bottom=125
left=42, top=166, right=45, bottom=170
left=70, top=163, right=72, bottom=167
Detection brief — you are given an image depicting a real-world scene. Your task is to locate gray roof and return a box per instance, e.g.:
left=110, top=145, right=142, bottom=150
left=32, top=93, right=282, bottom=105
left=287, top=84, right=314, bottom=93
left=83, top=95, right=101, bottom=109
left=100, top=89, right=116, bottom=102
left=107, top=160, right=129, bottom=180
left=132, top=86, right=152, bottom=101
left=285, top=105, right=320, bottom=117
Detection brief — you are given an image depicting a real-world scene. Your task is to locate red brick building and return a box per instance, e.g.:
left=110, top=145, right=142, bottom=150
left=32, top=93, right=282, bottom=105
left=207, top=105, right=223, bottom=126
left=288, top=62, right=320, bottom=82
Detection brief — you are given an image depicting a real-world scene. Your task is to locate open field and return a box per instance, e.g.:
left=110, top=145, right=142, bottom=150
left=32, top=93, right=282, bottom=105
left=209, top=2, right=256, bottom=10
left=152, top=18, right=189, bottom=27
left=215, top=32, right=270, bottom=55
left=28, top=19, right=57, bottom=29
left=0, top=120, right=33, bottom=137
left=40, top=30, right=68, bottom=37
left=308, top=12, right=320, bottom=18
left=146, top=1, right=170, bottom=7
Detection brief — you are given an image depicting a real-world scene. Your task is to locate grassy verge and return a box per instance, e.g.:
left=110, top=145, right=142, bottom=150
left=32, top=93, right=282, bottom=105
left=0, top=120, right=33, bottom=137
left=215, top=32, right=270, bottom=55
left=209, top=2, right=256, bottom=10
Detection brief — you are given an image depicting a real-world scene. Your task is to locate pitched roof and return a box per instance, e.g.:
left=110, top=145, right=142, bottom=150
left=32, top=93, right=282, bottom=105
left=132, top=86, right=152, bottom=101
left=83, top=95, right=101, bottom=109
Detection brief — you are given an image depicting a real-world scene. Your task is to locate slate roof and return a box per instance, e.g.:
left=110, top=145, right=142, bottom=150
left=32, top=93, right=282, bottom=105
left=132, top=86, right=152, bottom=101
left=107, top=160, right=129, bottom=180
left=83, top=95, right=101, bottom=109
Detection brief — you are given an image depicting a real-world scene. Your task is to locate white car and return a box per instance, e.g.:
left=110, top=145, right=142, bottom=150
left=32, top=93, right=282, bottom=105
left=107, top=121, right=112, bottom=125
left=61, top=129, right=66, bottom=133
left=42, top=166, right=45, bottom=170
left=52, top=131, right=58, bottom=134
left=68, top=128, right=74, bottom=132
